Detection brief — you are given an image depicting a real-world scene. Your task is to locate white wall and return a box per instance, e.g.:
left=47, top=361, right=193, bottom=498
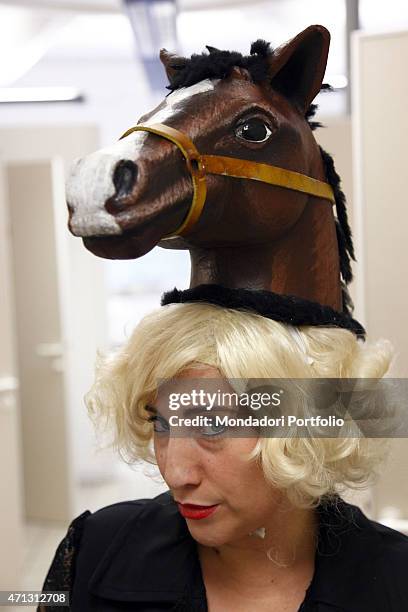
left=352, top=28, right=408, bottom=518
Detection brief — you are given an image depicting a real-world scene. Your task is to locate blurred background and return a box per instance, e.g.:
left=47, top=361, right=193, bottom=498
left=0, top=0, right=408, bottom=599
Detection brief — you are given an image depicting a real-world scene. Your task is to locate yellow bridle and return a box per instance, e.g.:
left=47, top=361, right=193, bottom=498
left=120, top=122, right=335, bottom=238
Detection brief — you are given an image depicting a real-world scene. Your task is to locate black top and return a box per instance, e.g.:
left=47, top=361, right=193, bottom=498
left=39, top=491, right=408, bottom=611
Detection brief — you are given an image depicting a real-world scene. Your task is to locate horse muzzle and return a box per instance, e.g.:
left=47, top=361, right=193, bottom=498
left=66, top=136, right=145, bottom=238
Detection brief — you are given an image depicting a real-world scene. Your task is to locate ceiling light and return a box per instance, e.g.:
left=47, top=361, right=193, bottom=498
left=0, top=86, right=84, bottom=103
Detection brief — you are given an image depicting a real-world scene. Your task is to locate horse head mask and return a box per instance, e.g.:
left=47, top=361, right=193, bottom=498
left=66, top=25, right=363, bottom=336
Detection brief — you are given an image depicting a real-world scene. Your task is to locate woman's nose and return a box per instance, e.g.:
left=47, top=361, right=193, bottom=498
left=160, top=437, right=202, bottom=489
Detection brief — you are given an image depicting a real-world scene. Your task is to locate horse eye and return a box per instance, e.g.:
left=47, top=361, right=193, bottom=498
left=235, top=118, right=272, bottom=143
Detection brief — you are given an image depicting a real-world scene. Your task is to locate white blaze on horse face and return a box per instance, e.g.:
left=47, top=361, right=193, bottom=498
left=67, top=133, right=148, bottom=236
left=67, top=79, right=216, bottom=238
left=149, top=79, right=216, bottom=124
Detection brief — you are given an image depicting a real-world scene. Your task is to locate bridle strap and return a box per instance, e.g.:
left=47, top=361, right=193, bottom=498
left=120, top=123, right=207, bottom=237
left=120, top=122, right=335, bottom=238
left=201, top=155, right=335, bottom=204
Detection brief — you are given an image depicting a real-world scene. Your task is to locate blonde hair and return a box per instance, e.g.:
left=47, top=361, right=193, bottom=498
left=86, top=302, right=393, bottom=508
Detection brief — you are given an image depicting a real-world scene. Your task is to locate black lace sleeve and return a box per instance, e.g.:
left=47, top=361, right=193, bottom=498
left=37, top=510, right=91, bottom=611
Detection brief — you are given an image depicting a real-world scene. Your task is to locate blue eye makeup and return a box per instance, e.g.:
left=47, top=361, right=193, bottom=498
left=199, top=418, right=228, bottom=437
left=147, top=414, right=170, bottom=434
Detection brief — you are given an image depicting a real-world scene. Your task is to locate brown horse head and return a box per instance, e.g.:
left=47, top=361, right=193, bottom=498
left=66, top=25, right=354, bottom=312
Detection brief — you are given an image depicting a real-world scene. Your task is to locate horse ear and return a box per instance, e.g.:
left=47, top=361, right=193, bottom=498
left=206, top=45, right=221, bottom=54
left=267, top=25, right=330, bottom=113
left=159, top=48, right=186, bottom=83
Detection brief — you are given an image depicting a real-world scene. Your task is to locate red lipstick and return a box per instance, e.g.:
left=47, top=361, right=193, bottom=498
left=177, top=502, right=219, bottom=520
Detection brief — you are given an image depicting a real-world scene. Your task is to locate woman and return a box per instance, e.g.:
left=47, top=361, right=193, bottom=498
left=39, top=302, right=408, bottom=611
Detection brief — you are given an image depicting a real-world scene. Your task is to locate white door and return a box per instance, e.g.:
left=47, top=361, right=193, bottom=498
left=0, top=159, right=24, bottom=586
left=7, top=159, right=74, bottom=522
left=0, top=126, right=111, bottom=500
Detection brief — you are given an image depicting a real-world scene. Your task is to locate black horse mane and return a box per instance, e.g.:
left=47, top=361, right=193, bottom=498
left=165, top=42, right=355, bottom=315
left=166, top=40, right=274, bottom=91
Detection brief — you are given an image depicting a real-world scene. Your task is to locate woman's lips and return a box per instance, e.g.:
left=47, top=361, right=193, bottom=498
left=177, top=502, right=219, bottom=520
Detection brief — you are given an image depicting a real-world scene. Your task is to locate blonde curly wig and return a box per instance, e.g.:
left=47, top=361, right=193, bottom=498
left=85, top=302, right=393, bottom=508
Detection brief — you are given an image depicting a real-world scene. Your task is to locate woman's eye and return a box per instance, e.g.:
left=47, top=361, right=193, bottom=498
left=200, top=419, right=228, bottom=438
left=147, top=415, right=169, bottom=434
left=235, top=118, right=272, bottom=143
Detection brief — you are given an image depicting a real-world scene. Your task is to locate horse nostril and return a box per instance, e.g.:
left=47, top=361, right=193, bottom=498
left=112, top=160, right=138, bottom=198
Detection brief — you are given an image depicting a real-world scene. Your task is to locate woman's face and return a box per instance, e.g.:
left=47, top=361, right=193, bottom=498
left=151, top=365, right=284, bottom=547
